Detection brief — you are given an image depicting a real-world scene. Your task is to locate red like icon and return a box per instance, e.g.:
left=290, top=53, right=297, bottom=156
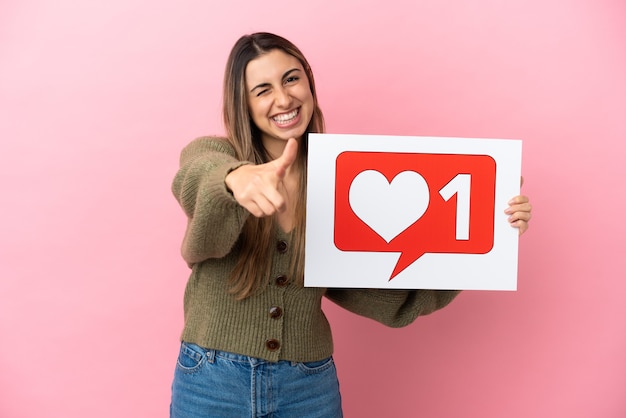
left=334, top=152, right=497, bottom=280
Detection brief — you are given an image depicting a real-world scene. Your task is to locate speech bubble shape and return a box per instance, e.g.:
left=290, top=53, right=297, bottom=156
left=334, top=152, right=496, bottom=280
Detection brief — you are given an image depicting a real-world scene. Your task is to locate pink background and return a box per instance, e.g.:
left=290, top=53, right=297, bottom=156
left=1, top=0, right=624, bottom=417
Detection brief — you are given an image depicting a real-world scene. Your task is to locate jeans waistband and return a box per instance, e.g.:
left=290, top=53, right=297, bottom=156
left=183, top=342, right=330, bottom=367
left=212, top=348, right=266, bottom=365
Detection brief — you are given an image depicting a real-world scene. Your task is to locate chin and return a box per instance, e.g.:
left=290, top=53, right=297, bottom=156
left=277, top=130, right=305, bottom=141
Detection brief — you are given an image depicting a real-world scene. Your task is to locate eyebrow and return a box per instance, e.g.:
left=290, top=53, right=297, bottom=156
left=249, top=68, right=301, bottom=93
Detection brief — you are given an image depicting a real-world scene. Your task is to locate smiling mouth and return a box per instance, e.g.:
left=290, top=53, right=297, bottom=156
left=272, top=108, right=300, bottom=125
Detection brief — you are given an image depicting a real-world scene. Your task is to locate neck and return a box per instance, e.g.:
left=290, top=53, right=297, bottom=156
left=262, top=135, right=302, bottom=161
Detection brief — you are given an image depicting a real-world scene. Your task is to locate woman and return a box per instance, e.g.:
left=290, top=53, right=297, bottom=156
left=170, top=32, right=532, bottom=417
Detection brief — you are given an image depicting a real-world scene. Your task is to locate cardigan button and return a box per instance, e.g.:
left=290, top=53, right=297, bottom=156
left=276, top=240, right=288, bottom=253
left=265, top=339, right=280, bottom=351
left=269, top=306, right=283, bottom=319
left=275, top=275, right=289, bottom=287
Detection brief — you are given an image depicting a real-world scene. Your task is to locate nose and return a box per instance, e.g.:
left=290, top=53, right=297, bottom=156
left=274, top=86, right=292, bottom=108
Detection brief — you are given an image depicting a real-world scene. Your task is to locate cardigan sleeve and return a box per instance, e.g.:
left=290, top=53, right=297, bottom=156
left=171, top=136, right=251, bottom=265
left=324, top=288, right=461, bottom=328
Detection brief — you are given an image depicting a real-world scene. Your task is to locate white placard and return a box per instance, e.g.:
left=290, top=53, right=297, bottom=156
left=304, top=133, right=522, bottom=290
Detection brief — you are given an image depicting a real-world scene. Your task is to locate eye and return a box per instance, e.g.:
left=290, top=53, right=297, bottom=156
left=255, top=88, right=269, bottom=97
left=284, top=76, right=299, bottom=85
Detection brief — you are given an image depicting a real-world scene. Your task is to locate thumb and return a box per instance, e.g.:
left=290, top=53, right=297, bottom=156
left=274, top=138, right=298, bottom=177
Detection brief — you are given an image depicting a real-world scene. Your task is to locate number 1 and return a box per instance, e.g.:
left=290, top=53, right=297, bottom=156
left=439, top=174, right=471, bottom=240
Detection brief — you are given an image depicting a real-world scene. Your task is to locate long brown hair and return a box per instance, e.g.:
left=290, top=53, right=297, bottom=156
left=222, top=32, right=325, bottom=299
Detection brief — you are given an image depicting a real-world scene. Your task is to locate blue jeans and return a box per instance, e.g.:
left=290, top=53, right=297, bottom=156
left=170, top=342, right=343, bottom=417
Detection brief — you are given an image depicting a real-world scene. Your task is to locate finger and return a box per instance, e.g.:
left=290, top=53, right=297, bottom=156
left=249, top=176, right=287, bottom=213
left=262, top=187, right=287, bottom=212
left=508, top=210, right=532, bottom=223
left=273, top=138, right=298, bottom=178
left=508, top=195, right=529, bottom=206
left=505, top=202, right=532, bottom=216
left=505, top=196, right=531, bottom=215
left=520, top=176, right=524, bottom=187
left=245, top=194, right=284, bottom=217
left=245, top=202, right=266, bottom=218
left=512, top=220, right=529, bottom=236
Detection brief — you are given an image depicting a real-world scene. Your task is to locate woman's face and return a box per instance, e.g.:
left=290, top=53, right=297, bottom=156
left=245, top=49, right=314, bottom=157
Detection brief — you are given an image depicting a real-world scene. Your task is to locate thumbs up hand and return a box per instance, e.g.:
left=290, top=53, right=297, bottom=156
left=225, top=138, right=299, bottom=217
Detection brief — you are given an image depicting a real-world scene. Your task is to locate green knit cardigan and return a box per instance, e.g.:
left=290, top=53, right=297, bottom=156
left=172, top=136, right=460, bottom=362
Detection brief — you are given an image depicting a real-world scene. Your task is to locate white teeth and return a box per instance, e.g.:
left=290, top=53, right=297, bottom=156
left=272, top=109, right=298, bottom=123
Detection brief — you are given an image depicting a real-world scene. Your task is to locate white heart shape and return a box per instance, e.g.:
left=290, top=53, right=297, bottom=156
left=349, top=170, right=430, bottom=243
